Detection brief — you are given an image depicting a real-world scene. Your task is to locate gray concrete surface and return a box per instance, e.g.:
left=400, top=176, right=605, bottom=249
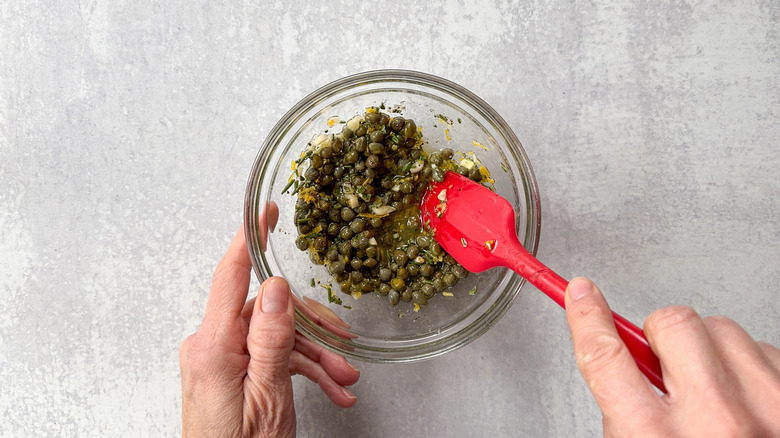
left=2, top=1, right=778, bottom=436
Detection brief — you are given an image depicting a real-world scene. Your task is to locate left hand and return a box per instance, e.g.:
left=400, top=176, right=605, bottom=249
left=179, top=226, right=360, bottom=437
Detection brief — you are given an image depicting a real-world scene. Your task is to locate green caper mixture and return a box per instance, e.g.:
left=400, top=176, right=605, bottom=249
left=286, top=108, right=488, bottom=308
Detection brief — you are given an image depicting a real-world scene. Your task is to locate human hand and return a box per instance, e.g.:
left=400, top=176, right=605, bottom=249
left=565, top=277, right=780, bottom=437
left=179, top=227, right=360, bottom=437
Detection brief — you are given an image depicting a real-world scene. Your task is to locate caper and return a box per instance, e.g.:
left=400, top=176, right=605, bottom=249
left=349, top=218, right=365, bottom=233
left=319, top=174, right=334, bottom=186
left=444, top=273, right=457, bottom=287
left=441, top=148, right=454, bottom=159
left=295, top=237, right=309, bottom=251
left=297, top=222, right=312, bottom=235
left=420, top=264, right=434, bottom=277
left=400, top=181, right=414, bottom=193
left=341, top=127, right=353, bottom=139
left=393, top=249, right=408, bottom=266
left=397, top=267, right=409, bottom=280
left=320, top=146, right=333, bottom=159
left=326, top=249, right=339, bottom=261
left=422, top=283, right=435, bottom=297
left=340, top=207, right=356, bottom=221
left=354, top=125, right=367, bottom=137
left=345, top=150, right=359, bottom=164
left=350, top=258, right=363, bottom=270
left=329, top=260, right=345, bottom=275
left=416, top=235, right=431, bottom=248
left=379, top=113, right=390, bottom=126
left=339, top=226, right=353, bottom=240
left=368, top=142, right=385, bottom=155
left=389, top=117, right=405, bottom=132
left=365, top=112, right=380, bottom=124
left=390, top=278, right=405, bottom=291
left=310, top=153, right=323, bottom=168
left=354, top=136, right=367, bottom=153
left=364, top=257, right=378, bottom=268
left=350, top=271, right=364, bottom=283
left=369, top=130, right=385, bottom=143
left=401, top=290, right=412, bottom=302
left=313, top=236, right=327, bottom=251
left=327, top=223, right=339, bottom=236
left=304, top=167, right=320, bottom=181
left=388, top=290, right=400, bottom=306
left=412, top=291, right=428, bottom=306
left=338, top=241, right=352, bottom=255
left=453, top=265, right=468, bottom=278
left=403, top=119, right=417, bottom=138
left=432, top=167, right=445, bottom=182
left=379, top=267, right=392, bottom=282
left=366, top=155, right=380, bottom=168
left=379, top=283, right=391, bottom=296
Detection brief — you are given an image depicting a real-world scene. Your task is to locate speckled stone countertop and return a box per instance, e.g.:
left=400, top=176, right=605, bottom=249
left=2, top=2, right=778, bottom=436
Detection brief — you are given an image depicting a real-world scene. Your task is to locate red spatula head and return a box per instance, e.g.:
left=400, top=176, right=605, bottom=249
left=420, top=171, right=523, bottom=273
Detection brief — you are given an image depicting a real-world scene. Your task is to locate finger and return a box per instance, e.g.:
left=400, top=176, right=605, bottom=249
left=289, top=350, right=357, bottom=408
left=703, top=318, right=780, bottom=429
left=202, top=226, right=253, bottom=333
left=758, top=342, right=780, bottom=369
left=702, top=316, right=774, bottom=373
left=293, top=333, right=360, bottom=386
left=246, top=277, right=296, bottom=384
left=565, top=278, right=660, bottom=419
left=644, top=306, right=729, bottom=397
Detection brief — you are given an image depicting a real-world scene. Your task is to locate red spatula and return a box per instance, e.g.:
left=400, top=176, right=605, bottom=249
left=421, top=170, right=665, bottom=392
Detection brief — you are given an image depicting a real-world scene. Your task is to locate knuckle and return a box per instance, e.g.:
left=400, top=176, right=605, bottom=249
left=646, top=305, right=700, bottom=334
left=576, top=331, right=626, bottom=373
left=701, top=315, right=736, bottom=332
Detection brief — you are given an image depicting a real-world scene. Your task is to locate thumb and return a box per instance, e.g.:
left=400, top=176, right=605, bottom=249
left=247, top=276, right=296, bottom=382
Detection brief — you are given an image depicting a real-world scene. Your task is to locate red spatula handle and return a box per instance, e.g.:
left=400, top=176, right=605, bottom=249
left=502, top=242, right=666, bottom=393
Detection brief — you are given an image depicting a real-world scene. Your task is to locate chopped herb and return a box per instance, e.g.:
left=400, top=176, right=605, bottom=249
left=469, top=286, right=477, bottom=295
left=310, top=278, right=316, bottom=287
left=291, top=179, right=302, bottom=195
left=326, top=286, right=342, bottom=305
left=500, top=162, right=508, bottom=173
left=281, top=178, right=295, bottom=194
left=460, top=237, right=467, bottom=247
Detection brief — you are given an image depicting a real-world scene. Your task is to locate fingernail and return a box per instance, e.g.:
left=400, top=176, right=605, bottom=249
left=261, top=278, right=289, bottom=314
left=341, top=387, right=357, bottom=400
left=568, top=278, right=592, bottom=301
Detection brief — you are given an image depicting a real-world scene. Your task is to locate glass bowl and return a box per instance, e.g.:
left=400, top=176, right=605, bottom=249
left=244, top=70, right=540, bottom=362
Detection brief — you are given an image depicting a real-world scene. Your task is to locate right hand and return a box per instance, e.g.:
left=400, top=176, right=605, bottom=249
left=565, top=277, right=780, bottom=437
